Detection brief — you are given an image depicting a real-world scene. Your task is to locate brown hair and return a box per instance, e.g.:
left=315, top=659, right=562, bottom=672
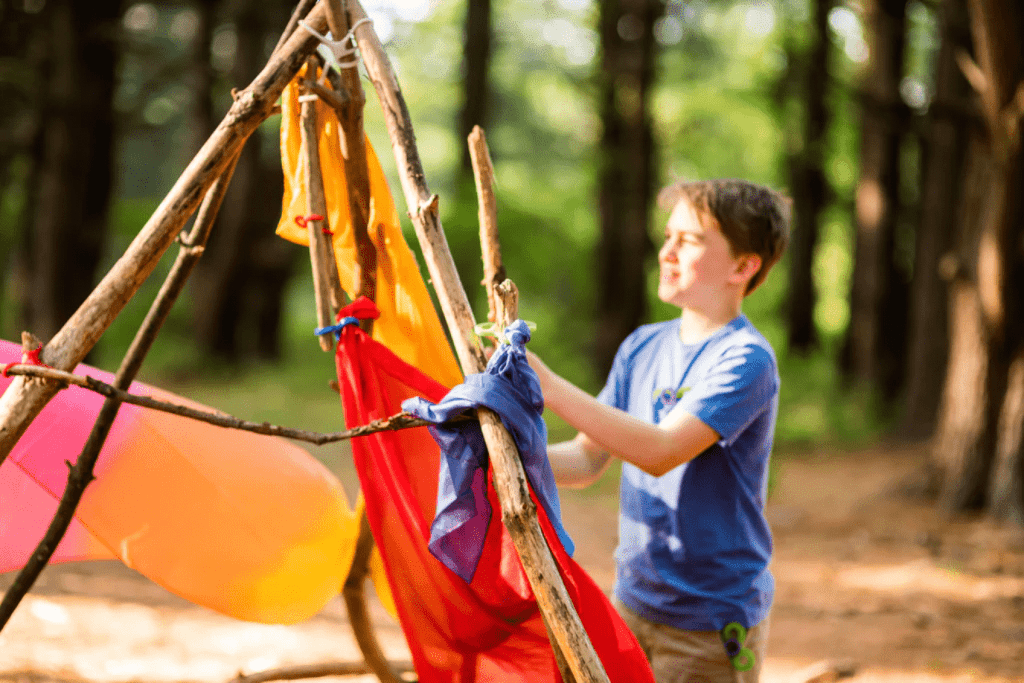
left=658, top=178, right=791, bottom=294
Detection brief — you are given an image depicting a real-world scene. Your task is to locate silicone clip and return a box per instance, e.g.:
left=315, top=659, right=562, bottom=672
left=473, top=320, right=536, bottom=346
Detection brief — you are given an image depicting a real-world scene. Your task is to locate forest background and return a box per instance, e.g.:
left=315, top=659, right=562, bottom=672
left=0, top=0, right=1022, bottom=527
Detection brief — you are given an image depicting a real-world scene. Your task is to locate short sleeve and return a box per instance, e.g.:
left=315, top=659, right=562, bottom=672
left=674, top=343, right=777, bottom=446
left=596, top=336, right=633, bottom=410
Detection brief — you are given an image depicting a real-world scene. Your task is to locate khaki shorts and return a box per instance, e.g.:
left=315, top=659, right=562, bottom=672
left=612, top=597, right=769, bottom=683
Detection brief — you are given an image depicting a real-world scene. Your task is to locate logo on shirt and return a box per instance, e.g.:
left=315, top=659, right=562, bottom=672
left=652, top=387, right=690, bottom=422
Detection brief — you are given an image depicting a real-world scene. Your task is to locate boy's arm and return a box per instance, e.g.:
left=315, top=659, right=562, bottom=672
left=548, top=433, right=614, bottom=488
left=530, top=352, right=719, bottom=477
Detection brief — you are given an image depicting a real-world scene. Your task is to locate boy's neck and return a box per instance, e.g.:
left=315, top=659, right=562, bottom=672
left=678, top=301, right=743, bottom=344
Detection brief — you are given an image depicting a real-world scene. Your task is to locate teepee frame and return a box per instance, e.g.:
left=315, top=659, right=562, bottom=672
left=0, top=2, right=609, bottom=682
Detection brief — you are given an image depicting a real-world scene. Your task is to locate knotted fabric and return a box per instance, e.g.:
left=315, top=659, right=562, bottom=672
left=402, top=320, right=573, bottom=581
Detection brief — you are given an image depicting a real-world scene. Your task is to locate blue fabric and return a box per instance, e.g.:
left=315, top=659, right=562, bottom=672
left=402, top=320, right=574, bottom=582
left=598, top=315, right=777, bottom=631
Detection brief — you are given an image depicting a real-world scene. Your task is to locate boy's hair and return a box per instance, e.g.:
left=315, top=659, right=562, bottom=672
left=658, top=178, right=790, bottom=294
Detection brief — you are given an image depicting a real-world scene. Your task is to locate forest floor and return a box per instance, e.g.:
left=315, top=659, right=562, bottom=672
left=2, top=444, right=1023, bottom=683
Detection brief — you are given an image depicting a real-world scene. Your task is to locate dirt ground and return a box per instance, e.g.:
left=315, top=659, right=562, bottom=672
left=2, top=445, right=1023, bottom=683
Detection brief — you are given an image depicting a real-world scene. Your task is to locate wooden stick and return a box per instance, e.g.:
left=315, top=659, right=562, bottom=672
left=300, top=59, right=345, bottom=351
left=271, top=0, right=319, bottom=57
left=325, top=0, right=377, bottom=333
left=0, top=364, right=463, bottom=445
left=468, top=126, right=505, bottom=322
left=341, top=515, right=404, bottom=683
left=316, top=7, right=397, bottom=682
left=228, top=659, right=414, bottom=683
left=471, top=133, right=573, bottom=681
left=0, top=2, right=331, bottom=467
left=350, top=7, right=608, bottom=680
left=348, top=0, right=485, bottom=376
left=0, top=152, right=241, bottom=632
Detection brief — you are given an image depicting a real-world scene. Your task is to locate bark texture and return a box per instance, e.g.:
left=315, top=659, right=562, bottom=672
left=932, top=0, right=1024, bottom=518
left=594, top=0, right=663, bottom=378
left=900, top=0, right=973, bottom=440
left=22, top=0, right=121, bottom=344
left=785, top=0, right=833, bottom=354
left=843, top=0, right=911, bottom=399
left=192, top=0, right=295, bottom=360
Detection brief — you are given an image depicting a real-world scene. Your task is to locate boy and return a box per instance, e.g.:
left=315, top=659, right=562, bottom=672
left=527, top=178, right=789, bottom=682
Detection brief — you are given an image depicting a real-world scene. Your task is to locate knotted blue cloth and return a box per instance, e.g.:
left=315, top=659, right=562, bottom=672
left=402, top=319, right=575, bottom=582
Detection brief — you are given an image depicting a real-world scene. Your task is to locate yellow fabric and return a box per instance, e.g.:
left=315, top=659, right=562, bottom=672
left=278, top=69, right=462, bottom=619
left=277, top=68, right=462, bottom=388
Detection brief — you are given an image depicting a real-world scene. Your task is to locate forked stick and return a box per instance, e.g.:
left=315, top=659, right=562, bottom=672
left=469, top=125, right=505, bottom=322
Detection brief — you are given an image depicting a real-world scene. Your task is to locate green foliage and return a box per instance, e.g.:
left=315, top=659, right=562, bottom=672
left=1, top=0, right=910, bottom=462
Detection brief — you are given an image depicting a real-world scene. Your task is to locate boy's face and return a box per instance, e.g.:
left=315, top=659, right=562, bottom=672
left=657, top=199, right=754, bottom=310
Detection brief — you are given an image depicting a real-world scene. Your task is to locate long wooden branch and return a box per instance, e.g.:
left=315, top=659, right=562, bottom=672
left=272, top=0, right=318, bottom=57
left=328, top=0, right=377, bottom=321
left=0, top=364, right=455, bottom=445
left=471, top=131, right=573, bottom=681
left=469, top=126, right=505, bottom=323
left=228, top=659, right=414, bottom=683
left=0, top=2, right=330, bottom=467
left=350, top=8, right=608, bottom=680
left=300, top=58, right=346, bottom=351
left=317, top=5, right=400, bottom=683
left=349, top=0, right=485, bottom=376
left=485, top=286, right=578, bottom=683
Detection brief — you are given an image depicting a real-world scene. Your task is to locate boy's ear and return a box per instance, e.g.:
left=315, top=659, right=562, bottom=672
left=733, top=254, right=762, bottom=285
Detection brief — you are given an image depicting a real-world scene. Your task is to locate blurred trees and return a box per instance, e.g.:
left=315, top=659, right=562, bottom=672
left=1, top=0, right=122, bottom=347
left=458, top=0, right=491, bottom=174
left=843, top=0, right=911, bottom=399
left=930, top=0, right=1024, bottom=521
left=899, top=0, right=970, bottom=440
left=783, top=0, right=834, bottom=355
left=190, top=0, right=295, bottom=360
left=594, top=0, right=663, bottom=376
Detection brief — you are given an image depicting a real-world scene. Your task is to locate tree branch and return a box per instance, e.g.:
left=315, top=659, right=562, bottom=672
left=228, top=659, right=414, bottom=683
left=469, top=125, right=504, bottom=322
left=0, top=364, right=458, bottom=445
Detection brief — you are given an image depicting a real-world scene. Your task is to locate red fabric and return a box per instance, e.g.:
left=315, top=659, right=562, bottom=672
left=335, top=319, right=654, bottom=682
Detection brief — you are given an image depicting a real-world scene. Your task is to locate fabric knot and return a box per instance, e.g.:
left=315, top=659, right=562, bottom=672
left=339, top=296, right=381, bottom=322
left=294, top=213, right=325, bottom=228
left=503, top=319, right=532, bottom=347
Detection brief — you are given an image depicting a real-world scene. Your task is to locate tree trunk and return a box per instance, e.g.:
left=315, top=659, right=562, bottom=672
left=22, top=0, right=120, bottom=345
left=188, top=0, right=217, bottom=155
left=458, top=0, right=491, bottom=174
left=899, top=0, right=972, bottom=440
left=594, top=0, right=663, bottom=378
left=843, top=0, right=911, bottom=399
left=192, top=0, right=293, bottom=360
left=785, top=0, right=833, bottom=354
left=932, top=0, right=1024, bottom=517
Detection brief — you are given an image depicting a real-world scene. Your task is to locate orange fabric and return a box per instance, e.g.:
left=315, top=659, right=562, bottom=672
left=0, top=343, right=362, bottom=625
left=277, top=67, right=462, bottom=389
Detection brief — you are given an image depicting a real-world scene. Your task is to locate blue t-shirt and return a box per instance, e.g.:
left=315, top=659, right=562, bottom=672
left=597, top=314, right=777, bottom=631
